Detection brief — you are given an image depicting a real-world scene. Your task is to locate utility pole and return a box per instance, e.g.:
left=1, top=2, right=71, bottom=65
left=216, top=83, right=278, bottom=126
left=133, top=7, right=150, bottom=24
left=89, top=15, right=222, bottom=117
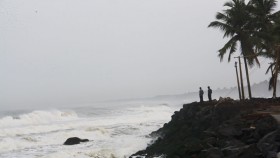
left=235, top=56, right=245, bottom=100
left=239, top=54, right=258, bottom=100
left=235, top=62, right=242, bottom=100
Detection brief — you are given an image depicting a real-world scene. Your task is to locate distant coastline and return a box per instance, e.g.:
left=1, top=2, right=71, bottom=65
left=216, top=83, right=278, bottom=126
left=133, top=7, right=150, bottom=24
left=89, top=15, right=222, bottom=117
left=109, top=80, right=280, bottom=104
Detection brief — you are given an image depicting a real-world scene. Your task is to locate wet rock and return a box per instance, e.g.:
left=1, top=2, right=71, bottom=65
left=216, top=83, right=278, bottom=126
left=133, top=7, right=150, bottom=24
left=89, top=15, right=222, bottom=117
left=217, top=125, right=242, bottom=137
left=202, top=147, right=223, bottom=158
left=203, top=137, right=217, bottom=147
left=257, top=130, right=280, bottom=157
left=221, top=144, right=251, bottom=157
left=237, top=144, right=262, bottom=158
left=184, top=138, right=203, bottom=155
left=254, top=115, right=278, bottom=138
left=63, top=137, right=89, bottom=145
left=131, top=98, right=280, bottom=158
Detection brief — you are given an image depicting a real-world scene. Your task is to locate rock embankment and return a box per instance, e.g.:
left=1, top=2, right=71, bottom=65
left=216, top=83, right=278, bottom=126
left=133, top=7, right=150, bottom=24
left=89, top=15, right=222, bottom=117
left=132, top=98, right=280, bottom=158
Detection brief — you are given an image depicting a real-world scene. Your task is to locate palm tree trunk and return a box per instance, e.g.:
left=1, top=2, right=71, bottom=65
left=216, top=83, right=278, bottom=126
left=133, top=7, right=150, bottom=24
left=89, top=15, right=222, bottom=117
left=273, top=73, right=277, bottom=98
left=273, top=65, right=277, bottom=99
left=243, top=57, right=252, bottom=99
left=235, top=63, right=242, bottom=100
left=239, top=57, right=245, bottom=100
left=273, top=47, right=280, bottom=98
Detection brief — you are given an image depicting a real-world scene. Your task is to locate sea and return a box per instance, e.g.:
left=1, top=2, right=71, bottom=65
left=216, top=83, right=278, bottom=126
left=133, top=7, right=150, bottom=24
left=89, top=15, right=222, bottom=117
left=0, top=101, right=184, bottom=158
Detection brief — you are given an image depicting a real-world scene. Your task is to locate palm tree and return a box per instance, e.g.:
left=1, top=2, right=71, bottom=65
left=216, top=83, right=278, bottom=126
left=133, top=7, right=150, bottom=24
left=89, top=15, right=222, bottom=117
left=208, top=0, right=259, bottom=99
left=263, top=18, right=280, bottom=98
left=249, top=0, right=280, bottom=98
left=248, top=0, right=277, bottom=31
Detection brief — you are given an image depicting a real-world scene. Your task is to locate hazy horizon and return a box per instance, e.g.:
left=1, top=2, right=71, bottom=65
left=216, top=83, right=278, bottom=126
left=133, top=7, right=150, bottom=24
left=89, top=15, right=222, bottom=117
left=1, top=0, right=279, bottom=110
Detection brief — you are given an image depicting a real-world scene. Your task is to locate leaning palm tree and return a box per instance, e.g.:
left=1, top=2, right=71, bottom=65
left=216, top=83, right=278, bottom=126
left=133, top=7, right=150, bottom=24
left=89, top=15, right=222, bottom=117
left=208, top=0, right=260, bottom=99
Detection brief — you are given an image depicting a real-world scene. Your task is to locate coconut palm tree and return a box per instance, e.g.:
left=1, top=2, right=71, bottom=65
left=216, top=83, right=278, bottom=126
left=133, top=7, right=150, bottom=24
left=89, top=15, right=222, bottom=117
left=249, top=0, right=280, bottom=98
left=263, top=17, right=280, bottom=98
left=208, top=0, right=259, bottom=99
left=248, top=0, right=277, bottom=31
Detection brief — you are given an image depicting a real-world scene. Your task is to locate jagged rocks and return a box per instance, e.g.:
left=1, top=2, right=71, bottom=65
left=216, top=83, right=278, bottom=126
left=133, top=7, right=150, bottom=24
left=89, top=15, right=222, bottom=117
left=257, top=129, right=280, bottom=157
left=201, top=147, right=224, bottom=158
left=132, top=98, right=280, bottom=158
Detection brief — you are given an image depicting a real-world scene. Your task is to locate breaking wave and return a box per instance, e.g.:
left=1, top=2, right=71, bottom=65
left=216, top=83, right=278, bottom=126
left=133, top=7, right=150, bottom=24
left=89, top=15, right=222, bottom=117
left=0, top=110, right=78, bottom=128
left=0, top=103, right=177, bottom=158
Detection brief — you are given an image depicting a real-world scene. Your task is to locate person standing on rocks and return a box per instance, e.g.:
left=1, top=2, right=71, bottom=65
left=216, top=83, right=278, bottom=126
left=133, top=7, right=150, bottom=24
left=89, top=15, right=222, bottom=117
left=199, top=87, right=204, bottom=103
left=208, top=86, right=212, bottom=102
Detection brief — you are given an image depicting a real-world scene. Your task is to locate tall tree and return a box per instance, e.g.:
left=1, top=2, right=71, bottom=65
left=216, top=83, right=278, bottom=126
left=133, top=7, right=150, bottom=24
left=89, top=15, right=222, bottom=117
left=249, top=0, right=280, bottom=98
left=208, top=0, right=259, bottom=99
left=263, top=17, right=280, bottom=98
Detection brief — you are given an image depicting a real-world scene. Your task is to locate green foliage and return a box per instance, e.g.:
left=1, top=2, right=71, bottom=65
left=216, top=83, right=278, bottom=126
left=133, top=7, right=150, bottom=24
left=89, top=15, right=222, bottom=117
left=209, top=0, right=280, bottom=97
left=208, top=0, right=259, bottom=66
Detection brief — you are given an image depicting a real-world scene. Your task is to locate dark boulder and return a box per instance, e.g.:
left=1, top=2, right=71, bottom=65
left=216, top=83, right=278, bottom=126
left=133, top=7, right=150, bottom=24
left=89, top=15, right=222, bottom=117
left=217, top=125, right=242, bottom=137
left=63, top=137, right=89, bottom=145
left=257, top=129, right=280, bottom=157
left=201, top=147, right=224, bottom=158
left=184, top=138, right=204, bottom=155
left=254, top=114, right=278, bottom=138
left=237, top=144, right=262, bottom=158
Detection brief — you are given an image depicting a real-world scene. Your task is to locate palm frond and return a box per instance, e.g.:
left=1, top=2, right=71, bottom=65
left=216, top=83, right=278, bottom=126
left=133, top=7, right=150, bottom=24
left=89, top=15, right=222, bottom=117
left=218, top=35, right=238, bottom=62
left=266, top=62, right=275, bottom=74
left=228, top=40, right=237, bottom=62
left=208, top=21, right=236, bottom=38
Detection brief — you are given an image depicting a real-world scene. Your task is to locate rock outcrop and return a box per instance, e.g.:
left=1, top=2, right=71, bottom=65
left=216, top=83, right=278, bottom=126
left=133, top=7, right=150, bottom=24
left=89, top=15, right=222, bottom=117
left=132, top=98, right=280, bottom=158
left=63, top=137, right=89, bottom=145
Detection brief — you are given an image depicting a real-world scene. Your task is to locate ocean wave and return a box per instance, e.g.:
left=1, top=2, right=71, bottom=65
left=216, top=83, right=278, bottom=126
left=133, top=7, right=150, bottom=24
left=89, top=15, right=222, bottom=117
left=0, top=103, right=177, bottom=157
left=0, top=110, right=78, bottom=128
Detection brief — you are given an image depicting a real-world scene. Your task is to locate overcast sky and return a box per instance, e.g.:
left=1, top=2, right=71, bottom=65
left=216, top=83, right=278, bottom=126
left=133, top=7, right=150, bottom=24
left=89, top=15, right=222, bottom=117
left=1, top=0, right=279, bottom=109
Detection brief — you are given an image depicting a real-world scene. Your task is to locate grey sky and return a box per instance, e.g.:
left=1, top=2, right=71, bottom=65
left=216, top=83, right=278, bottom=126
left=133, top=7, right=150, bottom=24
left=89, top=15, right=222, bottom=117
left=0, top=0, right=278, bottom=109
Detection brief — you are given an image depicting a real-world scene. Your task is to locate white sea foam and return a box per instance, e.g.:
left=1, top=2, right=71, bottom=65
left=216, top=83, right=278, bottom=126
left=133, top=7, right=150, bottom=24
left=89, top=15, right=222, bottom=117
left=0, top=103, right=177, bottom=158
left=0, top=110, right=78, bottom=128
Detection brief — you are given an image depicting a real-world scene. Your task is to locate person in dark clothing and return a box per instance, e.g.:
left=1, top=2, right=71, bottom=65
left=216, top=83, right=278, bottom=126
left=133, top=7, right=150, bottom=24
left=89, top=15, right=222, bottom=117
left=199, top=87, right=204, bottom=103
left=208, top=86, right=212, bottom=102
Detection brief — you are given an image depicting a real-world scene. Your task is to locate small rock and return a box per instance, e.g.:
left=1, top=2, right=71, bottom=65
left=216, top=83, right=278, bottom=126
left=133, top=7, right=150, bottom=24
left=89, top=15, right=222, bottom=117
left=63, top=137, right=89, bottom=145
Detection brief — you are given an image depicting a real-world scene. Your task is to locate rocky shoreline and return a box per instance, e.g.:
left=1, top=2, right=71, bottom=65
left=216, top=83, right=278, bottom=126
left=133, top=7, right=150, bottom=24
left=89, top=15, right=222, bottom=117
left=131, top=98, right=280, bottom=158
